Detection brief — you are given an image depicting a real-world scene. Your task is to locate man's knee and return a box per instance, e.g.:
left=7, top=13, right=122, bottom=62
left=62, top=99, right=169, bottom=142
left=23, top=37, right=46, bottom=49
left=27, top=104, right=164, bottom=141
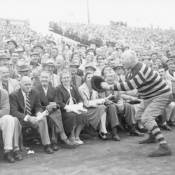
left=3, top=115, right=14, bottom=124
left=13, top=117, right=20, bottom=124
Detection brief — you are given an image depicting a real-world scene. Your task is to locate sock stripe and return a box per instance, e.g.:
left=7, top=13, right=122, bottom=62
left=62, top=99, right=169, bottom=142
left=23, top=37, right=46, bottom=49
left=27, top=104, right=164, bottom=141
left=151, top=125, right=167, bottom=144
left=153, top=131, right=161, bottom=137
left=158, top=137, right=165, bottom=142
left=151, top=125, right=159, bottom=132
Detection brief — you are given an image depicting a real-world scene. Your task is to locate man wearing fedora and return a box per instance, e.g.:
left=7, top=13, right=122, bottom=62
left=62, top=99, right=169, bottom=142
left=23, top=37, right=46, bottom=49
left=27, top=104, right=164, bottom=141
left=0, top=54, right=17, bottom=79
left=7, top=39, right=18, bottom=55
left=85, top=62, right=97, bottom=75
left=18, top=64, right=41, bottom=87
left=69, top=60, right=83, bottom=89
left=101, top=50, right=172, bottom=157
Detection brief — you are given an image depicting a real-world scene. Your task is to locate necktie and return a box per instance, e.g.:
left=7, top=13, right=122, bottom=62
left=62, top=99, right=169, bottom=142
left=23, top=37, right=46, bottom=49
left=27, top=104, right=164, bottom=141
left=119, top=76, right=122, bottom=83
left=72, top=76, right=76, bottom=86
left=25, top=93, right=32, bottom=116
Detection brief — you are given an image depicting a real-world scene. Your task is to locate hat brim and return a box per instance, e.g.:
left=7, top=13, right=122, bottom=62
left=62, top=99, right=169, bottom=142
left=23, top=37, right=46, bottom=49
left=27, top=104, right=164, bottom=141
left=85, top=66, right=96, bottom=71
left=19, top=69, right=30, bottom=72
left=7, top=41, right=18, bottom=47
left=91, top=76, right=105, bottom=93
left=113, top=66, right=124, bottom=70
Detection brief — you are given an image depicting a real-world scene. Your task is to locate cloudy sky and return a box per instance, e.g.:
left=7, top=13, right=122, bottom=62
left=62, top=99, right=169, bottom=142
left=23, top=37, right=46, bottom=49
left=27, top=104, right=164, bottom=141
left=0, top=0, right=175, bottom=34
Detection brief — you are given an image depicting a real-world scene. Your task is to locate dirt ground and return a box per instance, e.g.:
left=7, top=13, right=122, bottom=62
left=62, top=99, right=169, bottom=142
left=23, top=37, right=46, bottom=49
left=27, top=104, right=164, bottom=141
left=0, top=129, right=175, bottom=175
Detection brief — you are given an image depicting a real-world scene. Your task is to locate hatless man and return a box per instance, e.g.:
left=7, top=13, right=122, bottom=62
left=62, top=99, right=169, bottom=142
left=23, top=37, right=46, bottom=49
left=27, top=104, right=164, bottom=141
left=0, top=88, right=23, bottom=163
left=9, top=76, right=54, bottom=154
left=101, top=50, right=172, bottom=157
left=0, top=67, right=20, bottom=94
left=0, top=54, right=17, bottom=79
left=35, top=71, right=76, bottom=149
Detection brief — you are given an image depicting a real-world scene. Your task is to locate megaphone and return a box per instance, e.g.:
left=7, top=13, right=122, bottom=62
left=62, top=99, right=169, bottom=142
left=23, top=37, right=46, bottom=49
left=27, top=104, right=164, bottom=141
left=91, top=76, right=105, bottom=93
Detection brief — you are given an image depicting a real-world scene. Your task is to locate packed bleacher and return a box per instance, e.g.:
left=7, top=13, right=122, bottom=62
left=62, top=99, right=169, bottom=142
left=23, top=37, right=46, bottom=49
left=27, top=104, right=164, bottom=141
left=0, top=19, right=175, bottom=163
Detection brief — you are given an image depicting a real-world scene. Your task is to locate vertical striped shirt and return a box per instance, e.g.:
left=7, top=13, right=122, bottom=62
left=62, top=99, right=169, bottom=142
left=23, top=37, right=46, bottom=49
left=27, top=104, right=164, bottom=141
left=113, top=62, right=171, bottom=100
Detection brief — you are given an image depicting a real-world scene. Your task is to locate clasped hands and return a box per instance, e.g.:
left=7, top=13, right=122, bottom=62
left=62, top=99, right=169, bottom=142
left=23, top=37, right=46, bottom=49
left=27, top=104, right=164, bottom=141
left=46, top=102, right=57, bottom=112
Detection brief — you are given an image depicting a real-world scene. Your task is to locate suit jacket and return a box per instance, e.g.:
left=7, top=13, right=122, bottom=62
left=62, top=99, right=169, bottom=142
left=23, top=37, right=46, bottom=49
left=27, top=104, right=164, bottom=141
left=9, top=88, right=43, bottom=122
left=35, top=85, right=59, bottom=110
left=0, top=89, right=10, bottom=118
left=35, top=85, right=63, bottom=132
left=98, top=90, right=123, bottom=105
left=77, top=69, right=84, bottom=77
left=79, top=82, right=98, bottom=101
left=9, top=68, right=17, bottom=79
left=71, top=75, right=83, bottom=89
left=56, top=84, right=83, bottom=111
left=0, top=78, right=20, bottom=94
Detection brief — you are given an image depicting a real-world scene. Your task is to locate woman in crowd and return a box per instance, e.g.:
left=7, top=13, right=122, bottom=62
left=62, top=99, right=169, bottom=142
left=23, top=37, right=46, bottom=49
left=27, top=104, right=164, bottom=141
left=78, top=72, right=109, bottom=140
left=56, top=69, right=85, bottom=145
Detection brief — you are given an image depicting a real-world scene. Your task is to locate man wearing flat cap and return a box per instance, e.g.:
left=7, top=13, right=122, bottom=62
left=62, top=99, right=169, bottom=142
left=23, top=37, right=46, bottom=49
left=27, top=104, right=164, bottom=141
left=33, top=44, right=44, bottom=59
left=69, top=60, right=83, bottom=89
left=45, top=59, right=60, bottom=87
left=30, top=52, right=42, bottom=78
left=113, top=64, right=125, bottom=83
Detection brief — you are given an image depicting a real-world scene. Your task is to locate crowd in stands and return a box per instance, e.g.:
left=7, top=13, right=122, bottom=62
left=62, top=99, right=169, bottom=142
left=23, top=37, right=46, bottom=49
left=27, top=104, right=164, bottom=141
left=0, top=19, right=175, bottom=163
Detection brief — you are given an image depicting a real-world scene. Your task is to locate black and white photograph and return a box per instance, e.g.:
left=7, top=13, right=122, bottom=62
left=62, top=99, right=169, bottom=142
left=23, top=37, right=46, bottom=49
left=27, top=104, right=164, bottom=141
left=0, top=0, right=175, bottom=174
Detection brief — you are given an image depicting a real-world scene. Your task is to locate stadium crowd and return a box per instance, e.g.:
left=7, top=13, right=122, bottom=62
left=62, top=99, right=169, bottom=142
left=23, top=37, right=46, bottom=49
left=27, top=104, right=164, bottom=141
left=0, top=19, right=175, bottom=163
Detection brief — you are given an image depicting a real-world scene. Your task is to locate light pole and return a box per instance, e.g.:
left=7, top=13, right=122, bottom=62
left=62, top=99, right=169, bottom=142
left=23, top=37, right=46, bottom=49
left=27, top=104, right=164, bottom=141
left=87, top=0, right=90, bottom=24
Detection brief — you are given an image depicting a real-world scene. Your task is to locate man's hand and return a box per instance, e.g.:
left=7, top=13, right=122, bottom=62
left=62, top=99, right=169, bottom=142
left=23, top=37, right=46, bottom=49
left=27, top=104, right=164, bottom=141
left=101, top=82, right=113, bottom=90
left=46, top=105, right=53, bottom=112
left=130, top=96, right=138, bottom=101
left=116, top=104, right=124, bottom=111
left=49, top=102, right=57, bottom=109
left=27, top=116, right=38, bottom=125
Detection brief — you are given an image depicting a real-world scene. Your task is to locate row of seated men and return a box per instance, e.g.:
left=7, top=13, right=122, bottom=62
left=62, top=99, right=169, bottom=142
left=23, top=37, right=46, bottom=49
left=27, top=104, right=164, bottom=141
left=0, top=62, right=175, bottom=163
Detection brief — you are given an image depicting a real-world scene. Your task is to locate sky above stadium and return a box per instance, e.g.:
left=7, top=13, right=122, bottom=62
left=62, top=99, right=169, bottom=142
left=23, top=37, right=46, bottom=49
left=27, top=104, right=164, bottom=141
left=0, top=0, right=175, bottom=34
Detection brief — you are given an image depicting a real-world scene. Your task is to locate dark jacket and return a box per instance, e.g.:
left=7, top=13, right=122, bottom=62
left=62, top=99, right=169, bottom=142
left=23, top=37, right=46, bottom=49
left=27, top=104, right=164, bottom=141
left=56, top=84, right=83, bottom=112
left=9, top=88, right=43, bottom=121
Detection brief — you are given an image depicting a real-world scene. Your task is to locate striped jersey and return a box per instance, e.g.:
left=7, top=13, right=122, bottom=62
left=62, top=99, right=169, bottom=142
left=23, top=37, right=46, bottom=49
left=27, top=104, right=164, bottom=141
left=113, top=62, right=171, bottom=100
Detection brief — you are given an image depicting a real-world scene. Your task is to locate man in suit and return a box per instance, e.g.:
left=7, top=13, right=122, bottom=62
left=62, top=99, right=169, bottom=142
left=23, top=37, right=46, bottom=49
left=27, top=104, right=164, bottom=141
left=0, top=54, right=17, bottom=79
left=100, top=72, right=144, bottom=137
left=0, top=67, right=20, bottom=94
left=9, top=76, right=54, bottom=154
left=0, top=89, right=23, bottom=163
left=69, top=61, right=83, bottom=89
left=35, top=71, right=76, bottom=149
